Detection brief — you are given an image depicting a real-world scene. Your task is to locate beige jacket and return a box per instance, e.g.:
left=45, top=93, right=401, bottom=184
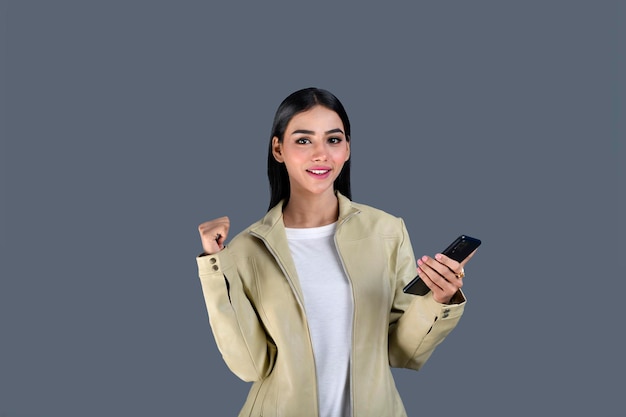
left=197, top=193, right=465, bottom=417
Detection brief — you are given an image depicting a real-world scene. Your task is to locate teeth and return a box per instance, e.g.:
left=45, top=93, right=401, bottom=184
left=309, top=169, right=329, bottom=175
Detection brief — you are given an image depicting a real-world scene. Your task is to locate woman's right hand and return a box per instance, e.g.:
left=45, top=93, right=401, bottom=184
left=198, top=216, right=230, bottom=255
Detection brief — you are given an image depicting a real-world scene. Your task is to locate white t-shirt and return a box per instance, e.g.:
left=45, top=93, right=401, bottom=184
left=285, top=222, right=354, bottom=417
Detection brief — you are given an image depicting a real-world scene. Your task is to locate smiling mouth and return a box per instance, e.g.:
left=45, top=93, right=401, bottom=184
left=307, top=169, right=330, bottom=175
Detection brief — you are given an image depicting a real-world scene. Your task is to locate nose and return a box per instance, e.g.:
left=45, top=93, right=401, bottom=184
left=312, top=142, right=327, bottom=162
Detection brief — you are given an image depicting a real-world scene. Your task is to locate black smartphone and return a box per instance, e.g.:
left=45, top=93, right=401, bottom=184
left=403, top=235, right=481, bottom=296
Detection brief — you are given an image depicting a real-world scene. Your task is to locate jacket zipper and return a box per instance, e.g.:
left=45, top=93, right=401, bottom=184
left=248, top=230, right=319, bottom=416
left=249, top=231, right=307, bottom=313
left=333, top=211, right=359, bottom=417
left=250, top=209, right=360, bottom=417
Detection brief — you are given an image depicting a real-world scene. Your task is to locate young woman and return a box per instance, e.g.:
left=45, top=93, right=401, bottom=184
left=196, top=87, right=476, bottom=417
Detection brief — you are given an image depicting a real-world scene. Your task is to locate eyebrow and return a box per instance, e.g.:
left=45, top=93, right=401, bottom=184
left=290, top=128, right=345, bottom=135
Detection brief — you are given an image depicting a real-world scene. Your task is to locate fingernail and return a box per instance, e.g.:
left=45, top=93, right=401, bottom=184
left=435, top=254, right=442, bottom=260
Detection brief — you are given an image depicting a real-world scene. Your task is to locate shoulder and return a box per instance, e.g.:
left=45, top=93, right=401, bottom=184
left=342, top=199, right=408, bottom=237
left=338, top=192, right=401, bottom=223
left=350, top=200, right=398, bottom=220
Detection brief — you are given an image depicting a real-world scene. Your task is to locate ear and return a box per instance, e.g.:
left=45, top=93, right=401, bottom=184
left=345, top=139, right=351, bottom=162
left=272, top=136, right=284, bottom=163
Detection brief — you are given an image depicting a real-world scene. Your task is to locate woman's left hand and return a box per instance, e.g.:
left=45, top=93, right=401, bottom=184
left=416, top=249, right=477, bottom=304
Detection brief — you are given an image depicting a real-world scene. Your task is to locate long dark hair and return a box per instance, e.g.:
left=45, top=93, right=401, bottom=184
left=267, top=87, right=352, bottom=211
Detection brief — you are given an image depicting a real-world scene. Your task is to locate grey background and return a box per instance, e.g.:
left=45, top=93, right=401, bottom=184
left=1, top=1, right=623, bottom=416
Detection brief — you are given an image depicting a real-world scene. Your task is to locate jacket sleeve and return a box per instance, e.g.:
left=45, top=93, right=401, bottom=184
left=387, top=219, right=466, bottom=371
left=197, top=248, right=276, bottom=382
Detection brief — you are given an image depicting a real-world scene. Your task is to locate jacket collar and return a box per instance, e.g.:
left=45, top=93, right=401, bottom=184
left=250, top=191, right=360, bottom=238
left=248, top=192, right=361, bottom=307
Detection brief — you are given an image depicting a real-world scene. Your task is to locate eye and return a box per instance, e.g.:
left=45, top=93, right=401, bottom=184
left=328, top=137, right=343, bottom=144
left=296, top=137, right=311, bottom=144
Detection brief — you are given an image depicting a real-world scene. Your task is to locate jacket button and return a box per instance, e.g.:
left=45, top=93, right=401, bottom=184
left=443, top=308, right=450, bottom=314
left=209, top=257, right=217, bottom=264
left=212, top=265, right=219, bottom=271
left=442, top=313, right=449, bottom=318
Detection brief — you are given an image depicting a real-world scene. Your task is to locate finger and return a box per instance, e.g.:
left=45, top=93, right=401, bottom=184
left=417, top=256, right=454, bottom=290
left=417, top=264, right=460, bottom=302
left=423, top=255, right=458, bottom=282
left=198, top=216, right=230, bottom=254
left=433, top=253, right=462, bottom=275
left=199, top=230, right=222, bottom=253
left=201, top=238, right=221, bottom=255
left=412, top=265, right=439, bottom=295
left=415, top=265, right=441, bottom=293
left=215, top=232, right=226, bottom=250
left=198, top=217, right=230, bottom=237
left=419, top=255, right=464, bottom=289
left=198, top=225, right=229, bottom=243
left=198, top=216, right=230, bottom=231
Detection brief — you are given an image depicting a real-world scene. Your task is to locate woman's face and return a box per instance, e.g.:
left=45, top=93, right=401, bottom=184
left=272, top=105, right=350, bottom=200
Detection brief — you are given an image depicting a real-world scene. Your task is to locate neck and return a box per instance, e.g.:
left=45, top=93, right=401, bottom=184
left=282, top=190, right=339, bottom=228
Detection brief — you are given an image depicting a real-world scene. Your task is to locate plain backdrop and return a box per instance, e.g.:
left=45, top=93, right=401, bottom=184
left=1, top=1, right=624, bottom=416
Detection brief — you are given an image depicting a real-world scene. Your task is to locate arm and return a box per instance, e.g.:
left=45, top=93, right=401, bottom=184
left=197, top=248, right=276, bottom=382
left=387, top=219, right=466, bottom=370
left=197, top=217, right=276, bottom=382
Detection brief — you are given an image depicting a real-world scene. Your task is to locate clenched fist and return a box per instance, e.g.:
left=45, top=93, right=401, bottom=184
left=198, top=216, right=230, bottom=255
